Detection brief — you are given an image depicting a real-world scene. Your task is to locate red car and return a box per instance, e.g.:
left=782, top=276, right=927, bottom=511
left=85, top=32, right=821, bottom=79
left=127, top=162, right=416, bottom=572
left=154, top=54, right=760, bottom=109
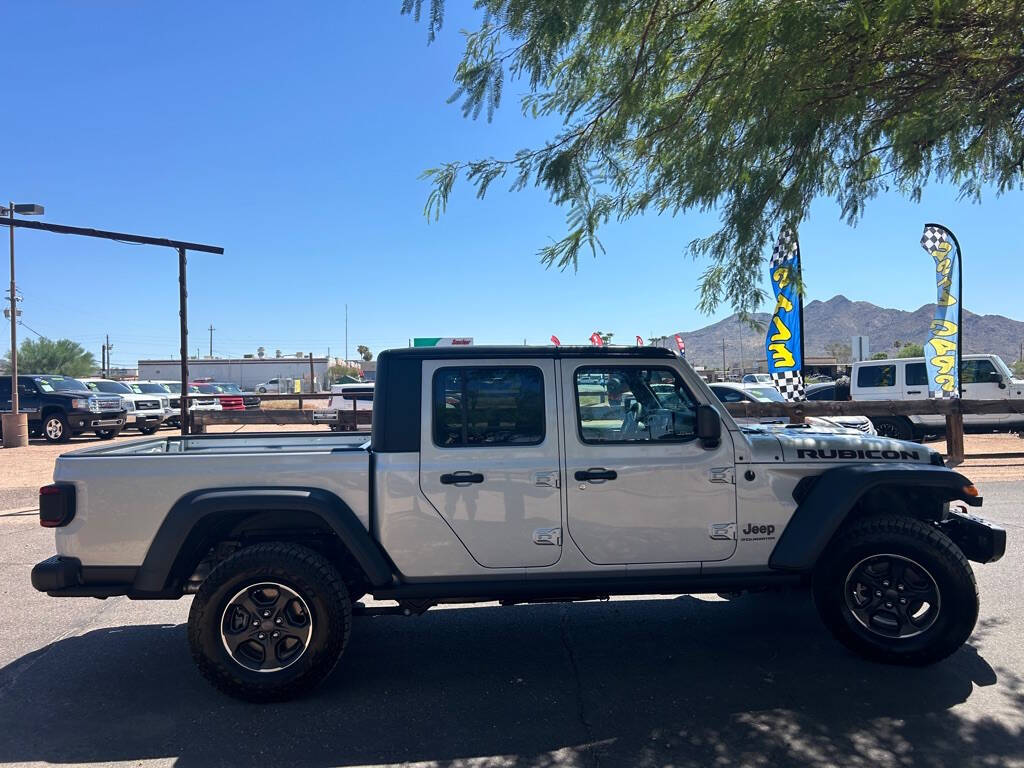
left=193, top=382, right=245, bottom=411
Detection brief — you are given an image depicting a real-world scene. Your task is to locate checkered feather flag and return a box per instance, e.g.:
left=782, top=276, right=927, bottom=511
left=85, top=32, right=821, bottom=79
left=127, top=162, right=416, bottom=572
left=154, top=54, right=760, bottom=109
left=771, top=370, right=805, bottom=402
left=770, top=226, right=799, bottom=270
left=920, top=225, right=949, bottom=256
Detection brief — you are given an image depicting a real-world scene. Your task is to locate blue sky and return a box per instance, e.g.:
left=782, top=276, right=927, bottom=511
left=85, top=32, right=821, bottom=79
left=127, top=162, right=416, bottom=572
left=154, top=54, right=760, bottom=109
left=4, top=2, right=1022, bottom=366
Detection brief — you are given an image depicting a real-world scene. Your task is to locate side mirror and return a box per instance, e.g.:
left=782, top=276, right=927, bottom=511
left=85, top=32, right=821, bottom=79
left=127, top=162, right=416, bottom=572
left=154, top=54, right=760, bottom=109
left=696, top=404, right=721, bottom=448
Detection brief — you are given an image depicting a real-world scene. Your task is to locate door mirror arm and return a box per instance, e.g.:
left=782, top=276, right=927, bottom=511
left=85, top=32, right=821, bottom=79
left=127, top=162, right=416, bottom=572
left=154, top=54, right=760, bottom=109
left=696, top=404, right=722, bottom=449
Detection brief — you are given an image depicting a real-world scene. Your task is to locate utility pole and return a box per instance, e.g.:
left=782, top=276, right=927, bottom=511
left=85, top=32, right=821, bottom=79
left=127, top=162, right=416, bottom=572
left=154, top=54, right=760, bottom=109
left=344, top=304, right=348, bottom=364
left=308, top=352, right=315, bottom=393
left=208, top=324, right=215, bottom=358
left=722, top=339, right=727, bottom=381
left=5, top=203, right=18, bottom=443
left=104, top=334, right=112, bottom=378
left=738, top=324, right=745, bottom=376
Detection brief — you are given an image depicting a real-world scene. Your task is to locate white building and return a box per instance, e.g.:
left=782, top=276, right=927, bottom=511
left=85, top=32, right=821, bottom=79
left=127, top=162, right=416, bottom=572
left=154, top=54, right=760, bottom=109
left=138, top=357, right=329, bottom=392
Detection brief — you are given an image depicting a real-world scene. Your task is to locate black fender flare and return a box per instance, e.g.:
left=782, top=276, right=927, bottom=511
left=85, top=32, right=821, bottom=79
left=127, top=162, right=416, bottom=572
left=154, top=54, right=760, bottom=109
left=134, top=487, right=395, bottom=593
left=768, top=464, right=979, bottom=572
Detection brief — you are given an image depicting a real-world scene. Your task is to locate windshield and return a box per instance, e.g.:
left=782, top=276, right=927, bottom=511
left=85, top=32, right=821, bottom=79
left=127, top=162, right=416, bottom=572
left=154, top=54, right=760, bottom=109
left=86, top=380, right=133, bottom=394
left=993, top=355, right=1015, bottom=379
left=213, top=383, right=243, bottom=394
left=129, top=383, right=170, bottom=394
left=35, top=376, right=87, bottom=392
left=744, top=386, right=786, bottom=402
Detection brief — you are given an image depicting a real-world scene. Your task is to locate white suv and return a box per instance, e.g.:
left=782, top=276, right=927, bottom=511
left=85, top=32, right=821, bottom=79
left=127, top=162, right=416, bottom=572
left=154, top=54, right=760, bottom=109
left=136, top=380, right=222, bottom=427
left=851, top=353, right=1024, bottom=440
left=82, top=378, right=168, bottom=434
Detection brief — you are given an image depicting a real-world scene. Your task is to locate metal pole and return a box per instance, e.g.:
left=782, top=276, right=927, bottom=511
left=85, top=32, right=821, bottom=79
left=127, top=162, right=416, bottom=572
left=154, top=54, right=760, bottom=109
left=105, top=333, right=110, bottom=378
left=309, top=352, right=314, bottom=393
left=722, top=339, right=726, bottom=381
left=178, top=247, right=190, bottom=436
left=8, top=202, right=17, bottom=417
left=208, top=324, right=215, bottom=358
left=344, top=304, right=348, bottom=365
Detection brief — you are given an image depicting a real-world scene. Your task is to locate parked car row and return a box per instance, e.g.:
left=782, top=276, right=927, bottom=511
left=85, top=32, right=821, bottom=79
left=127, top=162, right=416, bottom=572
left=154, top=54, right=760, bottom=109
left=0, top=375, right=263, bottom=443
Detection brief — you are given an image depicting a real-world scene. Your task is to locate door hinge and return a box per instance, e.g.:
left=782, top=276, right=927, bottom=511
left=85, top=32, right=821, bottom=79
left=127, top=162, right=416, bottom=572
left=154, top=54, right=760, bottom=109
left=534, top=471, right=560, bottom=488
left=533, top=527, right=562, bottom=546
left=709, top=467, right=735, bottom=484
left=709, top=522, right=737, bottom=541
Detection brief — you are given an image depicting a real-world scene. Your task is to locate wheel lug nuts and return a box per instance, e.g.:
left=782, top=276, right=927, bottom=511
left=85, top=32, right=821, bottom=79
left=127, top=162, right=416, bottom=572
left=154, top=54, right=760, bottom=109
left=262, top=610, right=271, bottom=617
left=875, top=590, right=882, bottom=597
left=897, top=584, right=904, bottom=591
left=275, top=617, right=282, bottom=624
left=882, top=581, right=890, bottom=587
left=885, top=602, right=893, bottom=609
left=252, top=620, right=259, bottom=626
left=272, top=631, right=280, bottom=638
left=257, top=632, right=266, bottom=640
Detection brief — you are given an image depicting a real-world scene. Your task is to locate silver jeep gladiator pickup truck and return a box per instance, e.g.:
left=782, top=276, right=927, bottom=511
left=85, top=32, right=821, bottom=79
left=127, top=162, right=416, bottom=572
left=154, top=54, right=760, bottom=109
left=31, top=346, right=1006, bottom=701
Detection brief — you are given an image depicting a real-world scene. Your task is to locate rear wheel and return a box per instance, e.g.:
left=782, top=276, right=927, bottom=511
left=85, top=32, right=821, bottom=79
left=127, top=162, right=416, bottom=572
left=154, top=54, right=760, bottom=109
left=188, top=542, right=351, bottom=701
left=42, top=412, right=70, bottom=443
left=813, top=514, right=978, bottom=665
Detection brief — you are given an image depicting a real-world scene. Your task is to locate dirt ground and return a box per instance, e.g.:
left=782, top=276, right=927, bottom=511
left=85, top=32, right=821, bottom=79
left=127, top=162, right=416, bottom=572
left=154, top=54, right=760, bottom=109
left=2, top=424, right=1021, bottom=512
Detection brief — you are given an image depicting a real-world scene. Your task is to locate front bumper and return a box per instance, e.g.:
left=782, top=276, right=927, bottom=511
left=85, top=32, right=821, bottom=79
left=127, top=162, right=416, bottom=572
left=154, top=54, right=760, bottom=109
left=128, top=410, right=165, bottom=427
left=66, top=411, right=126, bottom=432
left=940, top=509, right=1007, bottom=564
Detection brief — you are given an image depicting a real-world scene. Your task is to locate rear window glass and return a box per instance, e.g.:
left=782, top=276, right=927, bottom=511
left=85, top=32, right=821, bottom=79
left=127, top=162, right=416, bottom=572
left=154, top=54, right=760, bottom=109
left=433, top=367, right=545, bottom=447
left=857, top=365, right=896, bottom=388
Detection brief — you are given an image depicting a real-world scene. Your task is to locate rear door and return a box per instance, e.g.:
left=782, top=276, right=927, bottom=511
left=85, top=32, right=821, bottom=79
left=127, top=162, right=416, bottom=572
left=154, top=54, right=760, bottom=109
left=418, top=359, right=563, bottom=568
left=561, top=360, right=737, bottom=565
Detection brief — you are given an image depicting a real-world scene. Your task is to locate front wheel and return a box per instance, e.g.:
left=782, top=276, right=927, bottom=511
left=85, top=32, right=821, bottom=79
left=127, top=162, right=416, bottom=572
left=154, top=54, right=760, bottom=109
left=42, top=413, right=70, bottom=443
left=94, top=428, right=121, bottom=440
left=188, top=542, right=352, bottom=701
left=136, top=423, right=160, bottom=435
left=813, top=514, right=978, bottom=666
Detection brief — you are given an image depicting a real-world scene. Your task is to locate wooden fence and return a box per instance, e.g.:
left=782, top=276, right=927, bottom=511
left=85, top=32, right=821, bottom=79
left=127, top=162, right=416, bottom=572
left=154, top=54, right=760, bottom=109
left=188, top=394, right=1024, bottom=465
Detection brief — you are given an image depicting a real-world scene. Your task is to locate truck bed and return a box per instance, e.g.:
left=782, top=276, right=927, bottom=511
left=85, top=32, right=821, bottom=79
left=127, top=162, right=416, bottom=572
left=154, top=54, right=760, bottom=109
left=51, top=432, right=372, bottom=566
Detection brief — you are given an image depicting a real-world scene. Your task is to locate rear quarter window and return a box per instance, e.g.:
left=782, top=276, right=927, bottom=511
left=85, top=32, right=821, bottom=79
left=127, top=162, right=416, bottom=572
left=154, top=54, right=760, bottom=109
left=857, top=365, right=896, bottom=388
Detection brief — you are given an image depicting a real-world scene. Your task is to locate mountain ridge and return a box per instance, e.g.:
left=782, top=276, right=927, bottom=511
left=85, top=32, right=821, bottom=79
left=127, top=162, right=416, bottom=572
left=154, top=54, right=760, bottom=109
left=669, top=295, right=1024, bottom=369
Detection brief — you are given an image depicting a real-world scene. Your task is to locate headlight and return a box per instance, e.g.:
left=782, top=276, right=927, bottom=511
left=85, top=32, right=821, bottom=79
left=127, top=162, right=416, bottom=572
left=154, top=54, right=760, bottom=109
left=161, top=397, right=169, bottom=408
left=123, top=399, right=135, bottom=411
left=72, top=397, right=101, bottom=413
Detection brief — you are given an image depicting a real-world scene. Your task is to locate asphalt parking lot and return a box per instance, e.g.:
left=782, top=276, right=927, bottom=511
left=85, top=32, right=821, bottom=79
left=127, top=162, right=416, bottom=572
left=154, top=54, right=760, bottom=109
left=0, top=465, right=1021, bottom=767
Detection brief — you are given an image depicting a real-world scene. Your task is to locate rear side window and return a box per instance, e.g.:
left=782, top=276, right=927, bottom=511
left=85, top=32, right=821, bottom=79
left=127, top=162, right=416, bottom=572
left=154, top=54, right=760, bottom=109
left=857, top=365, right=895, bottom=388
left=905, top=363, right=927, bottom=387
left=433, top=367, right=545, bottom=447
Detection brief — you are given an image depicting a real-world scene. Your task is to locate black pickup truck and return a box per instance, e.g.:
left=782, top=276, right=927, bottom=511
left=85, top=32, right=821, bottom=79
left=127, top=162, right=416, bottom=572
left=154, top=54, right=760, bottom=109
left=0, top=374, right=126, bottom=442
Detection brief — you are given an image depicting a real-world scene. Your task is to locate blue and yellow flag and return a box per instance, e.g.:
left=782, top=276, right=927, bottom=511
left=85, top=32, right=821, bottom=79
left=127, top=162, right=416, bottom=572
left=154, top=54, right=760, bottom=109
left=765, top=227, right=804, bottom=401
left=920, top=224, right=962, bottom=398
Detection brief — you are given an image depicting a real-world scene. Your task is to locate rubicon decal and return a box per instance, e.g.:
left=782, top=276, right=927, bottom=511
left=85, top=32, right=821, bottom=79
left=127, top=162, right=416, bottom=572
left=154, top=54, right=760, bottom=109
left=797, top=448, right=920, bottom=461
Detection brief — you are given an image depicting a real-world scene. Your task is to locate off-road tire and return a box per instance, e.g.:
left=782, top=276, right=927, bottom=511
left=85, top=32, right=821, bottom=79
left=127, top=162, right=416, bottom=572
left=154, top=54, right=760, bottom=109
left=188, top=542, right=352, bottom=702
left=94, top=428, right=121, bottom=440
left=870, top=416, right=914, bottom=442
left=813, top=514, right=978, bottom=666
left=42, top=412, right=70, bottom=443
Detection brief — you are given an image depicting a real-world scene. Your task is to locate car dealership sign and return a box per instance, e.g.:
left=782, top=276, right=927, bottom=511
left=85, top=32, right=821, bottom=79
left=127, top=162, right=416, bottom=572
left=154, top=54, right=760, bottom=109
left=413, top=337, right=474, bottom=347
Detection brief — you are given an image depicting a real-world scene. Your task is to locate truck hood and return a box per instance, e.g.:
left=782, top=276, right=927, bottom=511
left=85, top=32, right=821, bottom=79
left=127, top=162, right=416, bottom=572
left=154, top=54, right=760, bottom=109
left=741, top=424, right=936, bottom=465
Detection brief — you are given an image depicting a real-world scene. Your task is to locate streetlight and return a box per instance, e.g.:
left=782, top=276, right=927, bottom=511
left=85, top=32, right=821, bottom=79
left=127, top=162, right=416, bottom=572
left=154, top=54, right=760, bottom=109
left=2, top=202, right=45, bottom=449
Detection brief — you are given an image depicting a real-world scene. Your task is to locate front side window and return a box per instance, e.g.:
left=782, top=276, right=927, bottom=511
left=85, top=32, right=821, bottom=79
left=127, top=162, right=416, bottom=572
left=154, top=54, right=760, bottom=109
left=857, top=365, right=895, bottom=388
left=86, top=380, right=133, bottom=394
left=433, top=367, right=545, bottom=447
left=962, top=359, right=998, bottom=384
left=576, top=367, right=697, bottom=443
left=709, top=386, right=747, bottom=403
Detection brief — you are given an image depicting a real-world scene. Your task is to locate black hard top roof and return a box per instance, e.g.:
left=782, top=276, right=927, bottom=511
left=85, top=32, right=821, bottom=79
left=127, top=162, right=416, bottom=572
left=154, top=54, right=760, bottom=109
left=380, top=345, right=678, bottom=361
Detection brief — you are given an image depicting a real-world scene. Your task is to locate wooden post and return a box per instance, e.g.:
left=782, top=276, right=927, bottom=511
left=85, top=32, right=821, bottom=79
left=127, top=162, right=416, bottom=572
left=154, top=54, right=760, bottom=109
left=945, top=400, right=965, bottom=466
left=178, top=247, right=190, bottom=436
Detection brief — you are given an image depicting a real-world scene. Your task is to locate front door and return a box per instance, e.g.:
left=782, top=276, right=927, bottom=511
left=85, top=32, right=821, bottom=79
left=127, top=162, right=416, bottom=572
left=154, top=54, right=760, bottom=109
left=561, top=361, right=737, bottom=565
left=418, top=360, right=563, bottom=568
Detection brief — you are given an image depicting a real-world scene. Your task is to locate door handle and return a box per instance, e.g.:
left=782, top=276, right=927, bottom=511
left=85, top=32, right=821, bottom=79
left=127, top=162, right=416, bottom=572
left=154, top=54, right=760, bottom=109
left=906, top=390, right=922, bottom=394
left=574, top=468, right=617, bottom=482
left=440, top=471, right=485, bottom=486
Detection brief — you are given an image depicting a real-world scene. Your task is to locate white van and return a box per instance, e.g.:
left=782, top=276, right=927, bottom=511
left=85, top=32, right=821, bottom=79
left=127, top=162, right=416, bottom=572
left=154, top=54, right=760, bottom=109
left=850, top=354, right=1024, bottom=439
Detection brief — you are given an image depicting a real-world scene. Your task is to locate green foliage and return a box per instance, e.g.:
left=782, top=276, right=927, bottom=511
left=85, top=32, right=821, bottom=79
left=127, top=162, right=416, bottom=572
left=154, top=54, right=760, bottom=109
left=871, top=351, right=889, bottom=360
left=897, top=342, right=925, bottom=357
left=824, top=341, right=851, bottom=364
left=406, top=0, right=1024, bottom=315
left=1012, top=359, right=1024, bottom=378
left=2, top=337, right=96, bottom=377
left=328, top=364, right=362, bottom=382
left=357, top=345, right=373, bottom=362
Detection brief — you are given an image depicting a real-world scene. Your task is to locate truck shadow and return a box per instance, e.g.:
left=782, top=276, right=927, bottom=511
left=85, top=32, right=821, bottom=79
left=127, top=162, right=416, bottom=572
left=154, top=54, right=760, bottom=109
left=0, top=593, right=1018, bottom=768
